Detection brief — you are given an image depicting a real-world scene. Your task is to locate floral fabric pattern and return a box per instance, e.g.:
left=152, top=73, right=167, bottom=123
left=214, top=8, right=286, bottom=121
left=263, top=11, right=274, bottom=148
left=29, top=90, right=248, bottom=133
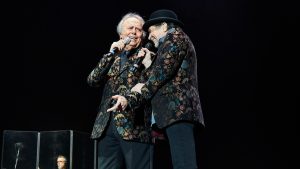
left=87, top=49, right=151, bottom=143
left=127, top=27, right=205, bottom=128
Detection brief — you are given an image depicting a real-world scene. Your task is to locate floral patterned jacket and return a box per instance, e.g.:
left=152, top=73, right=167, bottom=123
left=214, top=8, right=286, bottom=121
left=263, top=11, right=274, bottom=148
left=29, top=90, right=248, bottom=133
left=87, top=48, right=152, bottom=143
left=127, top=27, right=205, bottom=128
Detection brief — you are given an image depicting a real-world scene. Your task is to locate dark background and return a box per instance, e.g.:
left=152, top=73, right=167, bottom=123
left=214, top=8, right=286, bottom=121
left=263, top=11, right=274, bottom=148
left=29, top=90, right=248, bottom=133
left=1, top=0, right=298, bottom=168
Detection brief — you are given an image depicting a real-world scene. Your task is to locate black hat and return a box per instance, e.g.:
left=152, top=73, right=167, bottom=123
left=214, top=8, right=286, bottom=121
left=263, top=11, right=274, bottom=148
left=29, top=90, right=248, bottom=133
left=143, top=9, right=184, bottom=31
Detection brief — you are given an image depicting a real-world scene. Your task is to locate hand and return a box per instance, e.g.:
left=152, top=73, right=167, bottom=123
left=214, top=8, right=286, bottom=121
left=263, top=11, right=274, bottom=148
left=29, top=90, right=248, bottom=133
left=131, top=83, right=145, bottom=94
left=137, top=48, right=155, bottom=68
left=107, top=95, right=128, bottom=112
left=109, top=39, right=128, bottom=54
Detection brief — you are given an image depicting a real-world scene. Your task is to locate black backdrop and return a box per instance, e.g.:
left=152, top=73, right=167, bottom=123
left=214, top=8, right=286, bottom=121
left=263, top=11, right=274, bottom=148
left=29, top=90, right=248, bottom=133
left=1, top=0, right=297, bottom=168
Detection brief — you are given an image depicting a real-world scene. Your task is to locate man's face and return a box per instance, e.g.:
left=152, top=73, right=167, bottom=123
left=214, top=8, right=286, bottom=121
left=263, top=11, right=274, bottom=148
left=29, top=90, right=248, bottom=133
left=57, top=157, right=67, bottom=169
left=148, top=24, right=167, bottom=48
left=120, top=17, right=143, bottom=50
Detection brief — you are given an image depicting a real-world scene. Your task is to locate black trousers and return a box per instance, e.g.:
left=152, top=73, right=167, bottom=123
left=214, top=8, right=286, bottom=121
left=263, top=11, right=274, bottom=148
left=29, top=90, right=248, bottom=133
left=165, top=122, right=198, bottom=169
left=97, top=117, right=153, bottom=169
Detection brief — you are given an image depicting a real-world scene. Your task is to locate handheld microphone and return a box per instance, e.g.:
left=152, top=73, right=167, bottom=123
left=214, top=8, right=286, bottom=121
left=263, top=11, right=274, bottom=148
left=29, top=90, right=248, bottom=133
left=129, top=42, right=154, bottom=73
left=110, top=42, right=153, bottom=107
left=106, top=37, right=132, bottom=57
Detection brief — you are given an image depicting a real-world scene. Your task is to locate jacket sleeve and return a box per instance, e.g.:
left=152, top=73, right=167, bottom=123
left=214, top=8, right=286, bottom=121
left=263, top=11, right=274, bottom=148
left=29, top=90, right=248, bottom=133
left=87, top=54, right=115, bottom=87
left=127, top=32, right=188, bottom=109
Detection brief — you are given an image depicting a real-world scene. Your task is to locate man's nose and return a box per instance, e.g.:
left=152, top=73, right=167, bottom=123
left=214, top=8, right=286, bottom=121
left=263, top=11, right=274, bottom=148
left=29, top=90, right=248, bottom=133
left=131, top=28, right=137, bottom=34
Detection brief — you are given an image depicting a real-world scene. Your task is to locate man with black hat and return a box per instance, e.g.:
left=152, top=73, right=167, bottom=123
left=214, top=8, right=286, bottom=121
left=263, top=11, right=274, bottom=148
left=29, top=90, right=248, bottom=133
left=108, top=9, right=205, bottom=169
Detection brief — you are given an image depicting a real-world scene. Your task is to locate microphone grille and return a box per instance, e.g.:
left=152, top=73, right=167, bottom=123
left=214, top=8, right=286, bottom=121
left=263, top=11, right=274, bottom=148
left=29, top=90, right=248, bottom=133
left=145, top=42, right=154, bottom=50
left=145, top=42, right=153, bottom=49
left=123, top=36, right=132, bottom=45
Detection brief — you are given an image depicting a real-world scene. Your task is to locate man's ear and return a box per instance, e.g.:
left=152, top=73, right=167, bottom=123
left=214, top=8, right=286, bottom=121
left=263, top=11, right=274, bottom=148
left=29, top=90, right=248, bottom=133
left=162, top=22, right=168, bottom=32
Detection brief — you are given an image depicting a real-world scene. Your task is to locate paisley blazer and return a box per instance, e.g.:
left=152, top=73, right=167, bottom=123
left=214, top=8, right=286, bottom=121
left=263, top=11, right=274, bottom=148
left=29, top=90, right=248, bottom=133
left=127, top=27, right=205, bottom=128
left=87, top=48, right=151, bottom=143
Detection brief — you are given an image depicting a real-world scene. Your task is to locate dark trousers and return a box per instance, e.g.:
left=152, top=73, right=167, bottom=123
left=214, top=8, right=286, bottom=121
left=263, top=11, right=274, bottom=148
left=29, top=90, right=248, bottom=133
left=165, top=122, right=198, bottom=169
left=97, top=118, right=153, bottom=169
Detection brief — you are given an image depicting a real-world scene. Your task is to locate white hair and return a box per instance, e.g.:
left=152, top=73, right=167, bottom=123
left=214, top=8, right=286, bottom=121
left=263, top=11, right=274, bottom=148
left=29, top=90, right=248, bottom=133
left=116, top=13, right=146, bottom=39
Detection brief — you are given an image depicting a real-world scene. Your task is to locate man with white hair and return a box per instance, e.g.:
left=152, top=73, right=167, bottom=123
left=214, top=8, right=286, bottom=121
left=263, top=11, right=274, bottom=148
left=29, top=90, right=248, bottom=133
left=87, top=12, right=153, bottom=169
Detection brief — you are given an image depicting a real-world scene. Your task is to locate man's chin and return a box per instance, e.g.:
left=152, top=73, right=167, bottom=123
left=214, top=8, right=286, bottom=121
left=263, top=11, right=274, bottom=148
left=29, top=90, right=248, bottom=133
left=130, top=42, right=141, bottom=48
left=125, top=44, right=139, bottom=50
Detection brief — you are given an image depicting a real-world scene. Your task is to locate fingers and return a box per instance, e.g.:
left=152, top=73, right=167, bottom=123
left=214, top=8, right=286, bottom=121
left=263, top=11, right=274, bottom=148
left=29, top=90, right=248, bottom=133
left=137, top=48, right=152, bottom=58
left=137, top=49, right=146, bottom=58
left=143, top=48, right=150, bottom=53
left=130, top=83, right=144, bottom=94
left=107, top=98, right=121, bottom=112
left=111, top=95, right=120, bottom=99
left=110, top=40, right=126, bottom=52
left=120, top=101, right=128, bottom=110
left=118, top=96, right=128, bottom=110
left=149, top=51, right=155, bottom=56
left=107, top=95, right=128, bottom=112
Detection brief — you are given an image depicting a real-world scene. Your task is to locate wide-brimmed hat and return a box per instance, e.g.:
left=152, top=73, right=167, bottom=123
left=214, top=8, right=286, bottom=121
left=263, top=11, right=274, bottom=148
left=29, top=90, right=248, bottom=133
left=143, top=9, right=184, bottom=31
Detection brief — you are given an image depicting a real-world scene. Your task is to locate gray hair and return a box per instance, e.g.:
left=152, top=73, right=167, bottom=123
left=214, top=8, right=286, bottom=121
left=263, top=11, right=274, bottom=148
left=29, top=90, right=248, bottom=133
left=116, top=13, right=146, bottom=39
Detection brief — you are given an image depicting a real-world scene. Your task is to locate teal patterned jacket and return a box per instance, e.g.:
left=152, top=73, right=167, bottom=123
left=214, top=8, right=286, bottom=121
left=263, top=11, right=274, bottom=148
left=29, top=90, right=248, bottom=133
left=127, top=27, right=205, bottom=128
left=87, top=48, right=152, bottom=143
